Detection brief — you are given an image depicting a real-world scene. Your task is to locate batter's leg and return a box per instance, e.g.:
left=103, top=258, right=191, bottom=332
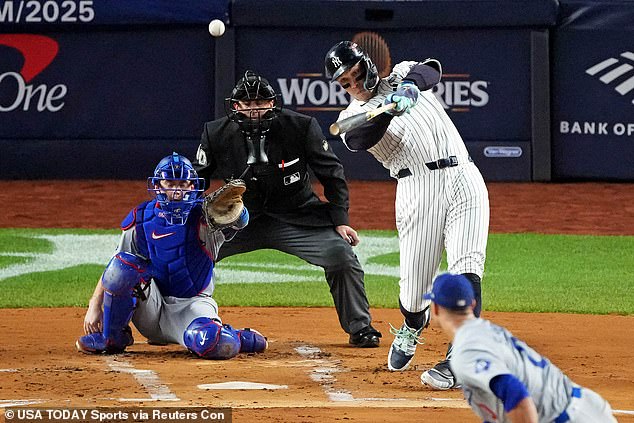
left=395, top=172, right=446, bottom=314
left=399, top=299, right=430, bottom=330
left=444, top=164, right=489, bottom=281
left=462, top=273, right=482, bottom=318
left=423, top=165, right=489, bottom=389
left=389, top=174, right=446, bottom=371
left=422, top=272, right=481, bottom=384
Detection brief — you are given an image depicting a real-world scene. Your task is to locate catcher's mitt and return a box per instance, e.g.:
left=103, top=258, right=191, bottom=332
left=202, top=179, right=246, bottom=231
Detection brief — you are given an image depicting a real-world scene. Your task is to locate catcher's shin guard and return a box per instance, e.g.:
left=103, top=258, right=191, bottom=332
left=184, top=318, right=241, bottom=360
left=236, top=327, right=267, bottom=353
left=77, top=253, right=146, bottom=354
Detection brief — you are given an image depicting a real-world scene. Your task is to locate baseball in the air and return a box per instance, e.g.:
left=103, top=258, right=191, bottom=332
left=208, top=19, right=226, bottom=37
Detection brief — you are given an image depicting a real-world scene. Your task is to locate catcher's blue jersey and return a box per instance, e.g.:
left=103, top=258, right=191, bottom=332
left=121, top=200, right=214, bottom=298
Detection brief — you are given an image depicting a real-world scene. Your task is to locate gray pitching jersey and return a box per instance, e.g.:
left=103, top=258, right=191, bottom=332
left=116, top=224, right=226, bottom=345
left=339, top=61, right=489, bottom=313
left=452, top=318, right=592, bottom=423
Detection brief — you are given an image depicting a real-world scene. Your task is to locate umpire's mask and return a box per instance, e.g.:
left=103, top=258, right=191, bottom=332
left=225, top=70, right=281, bottom=136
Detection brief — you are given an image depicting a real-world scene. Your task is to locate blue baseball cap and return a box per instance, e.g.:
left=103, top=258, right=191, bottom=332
left=423, top=273, right=474, bottom=309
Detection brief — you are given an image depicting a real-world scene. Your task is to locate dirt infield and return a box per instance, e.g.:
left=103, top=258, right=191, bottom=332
left=1, top=181, right=633, bottom=422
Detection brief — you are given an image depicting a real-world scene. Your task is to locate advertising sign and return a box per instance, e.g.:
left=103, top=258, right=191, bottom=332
left=0, top=30, right=214, bottom=139
left=233, top=28, right=533, bottom=180
left=552, top=4, right=634, bottom=180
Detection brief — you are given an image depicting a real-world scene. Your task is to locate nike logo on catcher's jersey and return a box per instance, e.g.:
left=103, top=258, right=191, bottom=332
left=151, top=231, right=175, bottom=240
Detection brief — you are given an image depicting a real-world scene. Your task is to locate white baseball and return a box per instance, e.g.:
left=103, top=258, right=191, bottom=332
left=208, top=19, right=226, bottom=37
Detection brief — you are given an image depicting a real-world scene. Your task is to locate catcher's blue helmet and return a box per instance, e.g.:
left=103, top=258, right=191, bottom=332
left=147, top=152, right=205, bottom=225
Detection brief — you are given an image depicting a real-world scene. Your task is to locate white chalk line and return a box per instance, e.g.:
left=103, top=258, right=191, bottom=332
left=614, top=409, right=634, bottom=415
left=198, top=382, right=288, bottom=390
left=294, top=345, right=354, bottom=402
left=0, top=400, right=45, bottom=408
left=1, top=355, right=632, bottom=413
left=105, top=357, right=180, bottom=402
left=293, top=344, right=467, bottom=407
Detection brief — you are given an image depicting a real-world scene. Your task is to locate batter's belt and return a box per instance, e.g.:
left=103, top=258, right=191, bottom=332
left=397, top=155, right=473, bottom=178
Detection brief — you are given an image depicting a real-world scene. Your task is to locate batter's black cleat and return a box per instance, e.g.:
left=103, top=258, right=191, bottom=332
left=349, top=325, right=382, bottom=348
left=421, top=359, right=461, bottom=390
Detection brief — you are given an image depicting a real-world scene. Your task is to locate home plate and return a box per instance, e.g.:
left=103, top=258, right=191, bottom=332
left=198, top=382, right=288, bottom=390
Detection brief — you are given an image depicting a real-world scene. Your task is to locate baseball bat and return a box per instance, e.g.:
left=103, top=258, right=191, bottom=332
left=329, top=102, right=397, bottom=136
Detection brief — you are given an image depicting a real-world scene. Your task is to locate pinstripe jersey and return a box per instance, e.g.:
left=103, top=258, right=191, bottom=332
left=337, top=60, right=489, bottom=313
left=340, top=61, right=471, bottom=178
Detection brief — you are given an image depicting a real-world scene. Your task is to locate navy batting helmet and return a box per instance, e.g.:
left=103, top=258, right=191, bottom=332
left=324, top=41, right=379, bottom=91
left=147, top=152, right=205, bottom=225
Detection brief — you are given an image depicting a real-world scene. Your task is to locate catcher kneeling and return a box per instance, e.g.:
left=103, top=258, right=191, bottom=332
left=77, top=152, right=266, bottom=359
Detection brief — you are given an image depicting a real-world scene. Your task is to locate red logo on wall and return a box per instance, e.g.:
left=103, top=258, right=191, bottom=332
left=0, top=34, right=59, bottom=82
left=0, top=34, right=67, bottom=112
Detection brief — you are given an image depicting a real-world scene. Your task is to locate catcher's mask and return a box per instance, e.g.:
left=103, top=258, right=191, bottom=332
left=225, top=70, right=281, bottom=136
left=147, top=152, right=205, bottom=226
left=324, top=41, right=379, bottom=92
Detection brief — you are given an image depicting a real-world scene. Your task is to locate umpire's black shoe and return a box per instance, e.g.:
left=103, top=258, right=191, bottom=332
left=349, top=325, right=382, bottom=348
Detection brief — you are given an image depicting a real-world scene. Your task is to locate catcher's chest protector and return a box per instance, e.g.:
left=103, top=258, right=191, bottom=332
left=129, top=201, right=214, bottom=297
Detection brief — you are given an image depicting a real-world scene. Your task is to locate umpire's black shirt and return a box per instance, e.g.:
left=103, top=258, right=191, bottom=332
left=194, top=109, right=351, bottom=228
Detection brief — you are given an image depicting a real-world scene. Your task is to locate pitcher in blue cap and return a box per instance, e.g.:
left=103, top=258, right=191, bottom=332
left=423, top=273, right=616, bottom=423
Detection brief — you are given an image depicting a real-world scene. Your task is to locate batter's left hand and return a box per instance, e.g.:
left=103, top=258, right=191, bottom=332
left=384, top=81, right=420, bottom=116
left=336, top=225, right=360, bottom=246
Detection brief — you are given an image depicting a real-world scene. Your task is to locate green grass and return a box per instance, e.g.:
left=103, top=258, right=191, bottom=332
left=0, top=229, right=632, bottom=315
left=0, top=265, right=104, bottom=308
left=483, top=234, right=633, bottom=314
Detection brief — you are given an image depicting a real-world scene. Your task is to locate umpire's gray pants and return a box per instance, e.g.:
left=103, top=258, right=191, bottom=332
left=216, top=215, right=373, bottom=335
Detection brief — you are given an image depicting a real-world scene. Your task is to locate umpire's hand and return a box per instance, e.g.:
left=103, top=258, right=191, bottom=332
left=336, top=225, right=360, bottom=246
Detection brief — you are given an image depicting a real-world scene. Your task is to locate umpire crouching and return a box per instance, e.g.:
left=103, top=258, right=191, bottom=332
left=193, top=70, right=381, bottom=347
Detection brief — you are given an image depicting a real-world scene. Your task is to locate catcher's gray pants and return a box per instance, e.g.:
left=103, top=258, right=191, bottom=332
left=132, top=281, right=220, bottom=346
left=216, top=215, right=373, bottom=335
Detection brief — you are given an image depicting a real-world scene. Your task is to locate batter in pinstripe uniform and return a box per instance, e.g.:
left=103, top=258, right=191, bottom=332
left=325, top=41, right=490, bottom=390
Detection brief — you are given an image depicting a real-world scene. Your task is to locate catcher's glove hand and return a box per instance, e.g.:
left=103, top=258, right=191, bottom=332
left=202, top=179, right=246, bottom=231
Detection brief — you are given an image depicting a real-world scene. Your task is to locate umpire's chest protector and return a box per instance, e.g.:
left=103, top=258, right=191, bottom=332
left=123, top=201, right=214, bottom=298
left=206, top=113, right=317, bottom=212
